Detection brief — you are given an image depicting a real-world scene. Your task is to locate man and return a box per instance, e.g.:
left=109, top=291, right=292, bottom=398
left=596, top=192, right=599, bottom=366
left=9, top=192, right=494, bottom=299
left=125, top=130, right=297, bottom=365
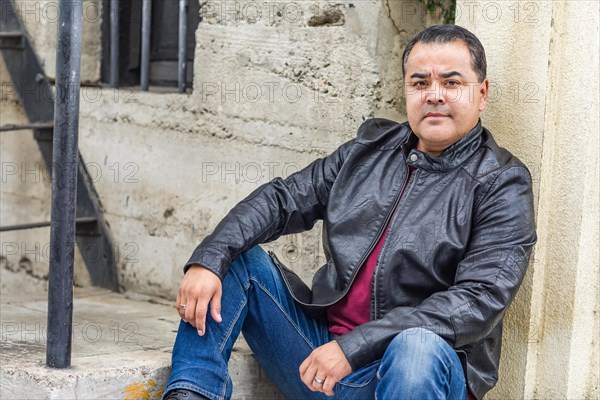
left=163, top=25, right=536, bottom=400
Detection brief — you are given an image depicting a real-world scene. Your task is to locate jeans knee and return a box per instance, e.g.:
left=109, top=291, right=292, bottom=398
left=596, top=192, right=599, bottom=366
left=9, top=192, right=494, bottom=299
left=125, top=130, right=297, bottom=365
left=377, top=328, right=466, bottom=399
left=381, top=328, right=453, bottom=375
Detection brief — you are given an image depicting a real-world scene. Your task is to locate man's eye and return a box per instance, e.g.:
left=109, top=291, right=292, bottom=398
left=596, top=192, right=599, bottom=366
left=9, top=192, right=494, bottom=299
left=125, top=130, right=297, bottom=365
left=445, top=80, right=460, bottom=87
left=413, top=81, right=428, bottom=88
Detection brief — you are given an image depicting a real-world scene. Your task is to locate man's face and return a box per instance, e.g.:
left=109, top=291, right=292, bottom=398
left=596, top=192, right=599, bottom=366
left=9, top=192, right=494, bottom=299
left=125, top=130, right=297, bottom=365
left=404, top=40, right=489, bottom=155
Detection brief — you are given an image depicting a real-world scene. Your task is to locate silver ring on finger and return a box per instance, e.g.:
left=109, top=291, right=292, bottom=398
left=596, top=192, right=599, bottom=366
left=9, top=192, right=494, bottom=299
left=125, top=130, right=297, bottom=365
left=178, top=304, right=187, bottom=310
left=313, top=377, right=324, bottom=385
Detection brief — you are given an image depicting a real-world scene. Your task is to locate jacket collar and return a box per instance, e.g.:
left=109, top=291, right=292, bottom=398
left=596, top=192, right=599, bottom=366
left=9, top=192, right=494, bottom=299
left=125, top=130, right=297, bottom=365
left=402, top=120, right=484, bottom=172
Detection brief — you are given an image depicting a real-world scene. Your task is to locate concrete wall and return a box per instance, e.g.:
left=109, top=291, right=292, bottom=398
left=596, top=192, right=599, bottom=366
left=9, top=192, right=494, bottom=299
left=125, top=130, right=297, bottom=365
left=456, top=1, right=599, bottom=398
left=1, top=0, right=598, bottom=398
left=0, top=0, right=103, bottom=290
left=1, top=0, right=433, bottom=295
left=7, top=0, right=103, bottom=82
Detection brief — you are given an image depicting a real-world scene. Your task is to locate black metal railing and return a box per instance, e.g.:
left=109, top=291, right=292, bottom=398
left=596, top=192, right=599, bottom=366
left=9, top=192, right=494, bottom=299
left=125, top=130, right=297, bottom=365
left=177, top=0, right=188, bottom=93
left=109, top=0, right=119, bottom=87
left=46, top=0, right=84, bottom=369
left=0, top=0, right=118, bottom=368
left=140, top=0, right=151, bottom=91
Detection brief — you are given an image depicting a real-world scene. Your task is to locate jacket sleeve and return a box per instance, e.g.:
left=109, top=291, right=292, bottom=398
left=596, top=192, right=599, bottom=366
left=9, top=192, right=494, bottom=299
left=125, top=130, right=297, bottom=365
left=336, top=165, right=538, bottom=370
left=184, top=139, right=355, bottom=279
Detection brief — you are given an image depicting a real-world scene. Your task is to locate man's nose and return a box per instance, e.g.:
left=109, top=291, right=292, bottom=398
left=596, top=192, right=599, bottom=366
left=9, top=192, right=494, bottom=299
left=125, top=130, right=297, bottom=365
left=424, top=83, right=446, bottom=104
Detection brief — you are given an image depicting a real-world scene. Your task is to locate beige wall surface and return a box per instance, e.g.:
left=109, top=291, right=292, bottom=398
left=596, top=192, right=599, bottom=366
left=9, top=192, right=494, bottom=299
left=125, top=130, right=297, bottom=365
left=1, top=0, right=598, bottom=398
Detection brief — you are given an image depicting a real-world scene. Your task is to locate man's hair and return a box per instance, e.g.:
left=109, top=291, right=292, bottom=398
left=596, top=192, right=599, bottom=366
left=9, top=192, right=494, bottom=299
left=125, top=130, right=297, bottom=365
left=402, top=25, right=487, bottom=83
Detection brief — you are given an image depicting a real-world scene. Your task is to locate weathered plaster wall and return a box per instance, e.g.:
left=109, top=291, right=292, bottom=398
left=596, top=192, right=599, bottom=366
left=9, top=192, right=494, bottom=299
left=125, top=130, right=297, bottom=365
left=457, top=1, right=599, bottom=398
left=530, top=2, right=599, bottom=398
left=1, top=0, right=100, bottom=289
left=9, top=0, right=102, bottom=82
left=1, top=0, right=101, bottom=286
left=0, top=58, right=92, bottom=290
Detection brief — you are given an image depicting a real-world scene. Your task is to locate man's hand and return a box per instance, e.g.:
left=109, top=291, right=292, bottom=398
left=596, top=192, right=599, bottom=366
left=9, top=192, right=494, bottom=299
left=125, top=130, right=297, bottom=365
left=299, top=341, right=352, bottom=396
left=176, top=264, right=222, bottom=336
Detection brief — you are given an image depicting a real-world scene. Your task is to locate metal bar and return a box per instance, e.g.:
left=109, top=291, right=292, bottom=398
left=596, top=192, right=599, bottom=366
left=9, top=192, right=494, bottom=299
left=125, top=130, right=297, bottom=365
left=140, top=0, right=152, bottom=91
left=46, top=0, right=84, bottom=369
left=0, top=31, right=22, bottom=37
left=0, top=218, right=97, bottom=232
left=0, top=31, right=23, bottom=49
left=110, top=0, right=119, bottom=87
left=0, top=121, right=54, bottom=132
left=178, top=0, right=188, bottom=93
left=1, top=221, right=54, bottom=231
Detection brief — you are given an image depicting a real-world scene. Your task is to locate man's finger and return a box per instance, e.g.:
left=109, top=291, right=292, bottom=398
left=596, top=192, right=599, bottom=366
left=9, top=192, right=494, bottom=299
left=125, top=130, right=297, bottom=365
left=309, top=373, right=326, bottom=393
left=183, top=298, right=198, bottom=328
left=175, top=293, right=183, bottom=319
left=195, top=298, right=209, bottom=335
left=176, top=293, right=188, bottom=323
left=210, top=286, right=222, bottom=323
left=299, top=356, right=309, bottom=376
left=322, top=377, right=335, bottom=396
left=176, top=288, right=184, bottom=319
left=302, top=366, right=319, bottom=392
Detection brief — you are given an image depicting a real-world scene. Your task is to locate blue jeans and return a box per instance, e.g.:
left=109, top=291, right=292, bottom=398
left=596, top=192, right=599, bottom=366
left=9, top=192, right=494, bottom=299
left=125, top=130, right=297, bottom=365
left=164, top=245, right=467, bottom=400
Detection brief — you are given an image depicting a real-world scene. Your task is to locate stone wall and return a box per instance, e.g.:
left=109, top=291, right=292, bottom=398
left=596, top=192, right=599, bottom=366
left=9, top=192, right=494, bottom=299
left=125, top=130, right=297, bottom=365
left=1, top=0, right=431, bottom=296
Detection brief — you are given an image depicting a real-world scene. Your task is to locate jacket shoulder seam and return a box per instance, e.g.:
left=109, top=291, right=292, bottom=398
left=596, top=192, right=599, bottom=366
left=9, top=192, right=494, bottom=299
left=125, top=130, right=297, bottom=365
left=473, top=165, right=530, bottom=209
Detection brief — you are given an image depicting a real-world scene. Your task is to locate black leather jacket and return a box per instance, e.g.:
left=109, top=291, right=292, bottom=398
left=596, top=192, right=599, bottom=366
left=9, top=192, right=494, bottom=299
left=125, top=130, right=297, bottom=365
left=185, top=118, right=537, bottom=399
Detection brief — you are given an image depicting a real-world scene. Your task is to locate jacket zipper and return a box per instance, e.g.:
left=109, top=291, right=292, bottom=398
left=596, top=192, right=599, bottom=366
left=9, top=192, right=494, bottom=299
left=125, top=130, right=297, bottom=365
left=267, top=168, right=412, bottom=308
left=371, top=168, right=420, bottom=320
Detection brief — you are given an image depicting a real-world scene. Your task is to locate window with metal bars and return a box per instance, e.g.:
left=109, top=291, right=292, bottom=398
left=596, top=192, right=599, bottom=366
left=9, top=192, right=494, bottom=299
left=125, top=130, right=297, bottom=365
left=100, top=0, right=200, bottom=93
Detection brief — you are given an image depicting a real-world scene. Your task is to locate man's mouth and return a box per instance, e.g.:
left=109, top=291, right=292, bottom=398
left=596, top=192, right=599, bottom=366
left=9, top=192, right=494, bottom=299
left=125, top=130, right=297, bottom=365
left=424, top=112, right=449, bottom=118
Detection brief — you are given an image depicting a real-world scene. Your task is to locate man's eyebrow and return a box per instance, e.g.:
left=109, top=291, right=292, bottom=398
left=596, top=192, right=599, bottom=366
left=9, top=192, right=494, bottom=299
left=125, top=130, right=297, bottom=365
left=439, top=71, right=463, bottom=78
left=409, top=72, right=430, bottom=79
left=409, top=71, right=464, bottom=79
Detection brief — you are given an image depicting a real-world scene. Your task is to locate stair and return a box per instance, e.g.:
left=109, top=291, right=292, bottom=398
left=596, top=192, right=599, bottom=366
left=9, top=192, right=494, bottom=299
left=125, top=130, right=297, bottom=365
left=0, top=269, right=283, bottom=399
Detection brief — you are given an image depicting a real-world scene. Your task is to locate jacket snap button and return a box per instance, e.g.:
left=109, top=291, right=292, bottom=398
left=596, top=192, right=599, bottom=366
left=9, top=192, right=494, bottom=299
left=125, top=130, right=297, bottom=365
left=410, top=154, right=418, bottom=162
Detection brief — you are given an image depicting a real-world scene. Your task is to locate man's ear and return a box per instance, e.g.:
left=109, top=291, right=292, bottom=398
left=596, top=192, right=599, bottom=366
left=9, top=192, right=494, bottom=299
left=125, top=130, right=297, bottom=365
left=479, top=79, right=489, bottom=111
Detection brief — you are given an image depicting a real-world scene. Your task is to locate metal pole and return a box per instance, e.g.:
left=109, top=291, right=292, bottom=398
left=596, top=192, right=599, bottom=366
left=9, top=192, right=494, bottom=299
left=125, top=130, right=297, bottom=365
left=140, top=0, right=151, bottom=91
left=178, top=0, right=188, bottom=93
left=46, top=0, right=83, bottom=369
left=110, top=0, right=119, bottom=87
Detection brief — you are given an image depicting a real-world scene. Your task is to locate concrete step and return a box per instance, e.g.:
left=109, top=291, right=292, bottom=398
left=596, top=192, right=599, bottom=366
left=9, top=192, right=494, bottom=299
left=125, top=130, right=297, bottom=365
left=0, top=271, right=283, bottom=399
